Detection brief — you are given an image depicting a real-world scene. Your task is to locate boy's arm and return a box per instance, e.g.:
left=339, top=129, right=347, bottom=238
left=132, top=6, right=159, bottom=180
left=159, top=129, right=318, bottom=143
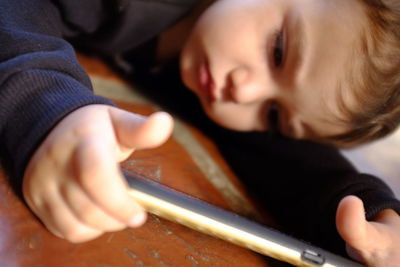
left=0, top=0, right=177, bottom=242
left=0, top=0, right=112, bottom=186
left=212, top=130, right=400, bottom=257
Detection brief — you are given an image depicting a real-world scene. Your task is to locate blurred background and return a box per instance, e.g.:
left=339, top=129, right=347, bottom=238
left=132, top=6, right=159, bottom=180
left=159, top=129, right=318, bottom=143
left=341, top=129, right=400, bottom=197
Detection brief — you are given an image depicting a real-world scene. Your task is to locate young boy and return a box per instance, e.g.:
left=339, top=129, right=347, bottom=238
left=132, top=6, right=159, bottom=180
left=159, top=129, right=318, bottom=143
left=0, top=0, right=399, bottom=266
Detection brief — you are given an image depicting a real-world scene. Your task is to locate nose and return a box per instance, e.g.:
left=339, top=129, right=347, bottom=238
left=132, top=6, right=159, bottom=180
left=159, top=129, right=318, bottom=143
left=227, top=67, right=273, bottom=104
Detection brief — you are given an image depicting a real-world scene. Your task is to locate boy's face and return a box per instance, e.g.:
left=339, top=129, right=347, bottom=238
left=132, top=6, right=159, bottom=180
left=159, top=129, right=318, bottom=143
left=180, top=0, right=366, bottom=141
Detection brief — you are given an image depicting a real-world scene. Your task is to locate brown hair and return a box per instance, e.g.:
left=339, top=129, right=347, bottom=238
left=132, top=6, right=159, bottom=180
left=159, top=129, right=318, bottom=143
left=327, top=0, right=400, bottom=147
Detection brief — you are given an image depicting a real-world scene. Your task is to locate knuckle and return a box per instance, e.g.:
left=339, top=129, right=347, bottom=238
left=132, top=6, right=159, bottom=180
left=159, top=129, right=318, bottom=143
left=75, top=203, right=98, bottom=225
left=77, top=160, right=95, bottom=181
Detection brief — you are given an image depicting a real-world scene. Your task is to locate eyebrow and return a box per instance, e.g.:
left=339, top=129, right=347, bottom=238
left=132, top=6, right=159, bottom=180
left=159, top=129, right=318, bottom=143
left=299, top=120, right=314, bottom=139
left=282, top=115, right=307, bottom=139
left=283, top=116, right=313, bottom=140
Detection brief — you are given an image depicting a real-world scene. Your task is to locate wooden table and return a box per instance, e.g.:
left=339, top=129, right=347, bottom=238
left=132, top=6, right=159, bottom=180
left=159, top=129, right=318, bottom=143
left=0, top=54, right=289, bottom=267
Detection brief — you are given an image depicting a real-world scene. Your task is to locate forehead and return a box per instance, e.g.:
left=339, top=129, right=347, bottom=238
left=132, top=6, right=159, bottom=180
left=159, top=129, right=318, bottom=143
left=287, top=0, right=367, bottom=138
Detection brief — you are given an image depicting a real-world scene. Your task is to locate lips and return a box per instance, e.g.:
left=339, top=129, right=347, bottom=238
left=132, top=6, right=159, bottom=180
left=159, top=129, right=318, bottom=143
left=198, top=60, right=215, bottom=102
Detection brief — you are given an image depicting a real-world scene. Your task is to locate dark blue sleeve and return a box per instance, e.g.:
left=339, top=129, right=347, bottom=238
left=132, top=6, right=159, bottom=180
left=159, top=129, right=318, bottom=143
left=215, top=131, right=400, bottom=256
left=0, top=0, right=113, bottom=189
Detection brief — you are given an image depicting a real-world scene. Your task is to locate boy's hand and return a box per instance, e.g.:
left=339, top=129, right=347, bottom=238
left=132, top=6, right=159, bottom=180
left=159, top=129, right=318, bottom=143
left=336, top=195, right=400, bottom=267
left=23, top=105, right=173, bottom=243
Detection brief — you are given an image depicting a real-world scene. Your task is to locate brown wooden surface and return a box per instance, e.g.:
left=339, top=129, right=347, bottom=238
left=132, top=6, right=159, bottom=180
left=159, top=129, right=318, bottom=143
left=0, top=100, right=272, bottom=267
left=0, top=54, right=290, bottom=267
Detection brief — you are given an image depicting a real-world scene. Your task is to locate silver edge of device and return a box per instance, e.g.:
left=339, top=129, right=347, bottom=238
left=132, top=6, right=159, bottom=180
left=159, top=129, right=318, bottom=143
left=128, top=188, right=336, bottom=267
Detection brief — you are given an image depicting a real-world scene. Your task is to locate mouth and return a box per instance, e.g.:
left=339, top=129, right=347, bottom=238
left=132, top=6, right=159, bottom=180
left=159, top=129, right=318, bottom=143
left=198, top=59, right=215, bottom=103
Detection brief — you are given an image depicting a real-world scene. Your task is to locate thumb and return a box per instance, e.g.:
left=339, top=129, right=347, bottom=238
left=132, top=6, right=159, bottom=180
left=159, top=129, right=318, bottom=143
left=109, top=108, right=174, bottom=151
left=336, top=195, right=370, bottom=262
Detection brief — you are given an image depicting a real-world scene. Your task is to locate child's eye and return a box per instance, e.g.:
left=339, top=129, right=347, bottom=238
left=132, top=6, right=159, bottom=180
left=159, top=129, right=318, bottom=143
left=273, top=31, right=284, bottom=68
left=268, top=102, right=281, bottom=134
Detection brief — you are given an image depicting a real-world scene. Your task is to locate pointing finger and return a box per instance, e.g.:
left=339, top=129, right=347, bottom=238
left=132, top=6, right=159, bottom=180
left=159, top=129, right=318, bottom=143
left=109, top=109, right=174, bottom=151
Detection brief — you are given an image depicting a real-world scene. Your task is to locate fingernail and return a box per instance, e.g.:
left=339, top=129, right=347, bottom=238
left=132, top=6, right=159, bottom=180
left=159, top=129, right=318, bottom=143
left=129, top=212, right=147, bottom=227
